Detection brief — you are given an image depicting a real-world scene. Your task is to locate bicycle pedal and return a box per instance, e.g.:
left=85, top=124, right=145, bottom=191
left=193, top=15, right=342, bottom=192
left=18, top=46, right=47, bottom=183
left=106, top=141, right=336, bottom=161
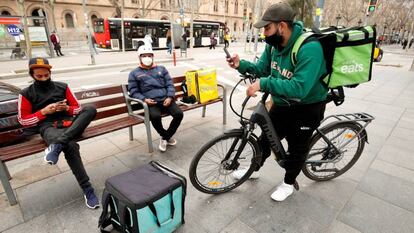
left=293, top=181, right=300, bottom=191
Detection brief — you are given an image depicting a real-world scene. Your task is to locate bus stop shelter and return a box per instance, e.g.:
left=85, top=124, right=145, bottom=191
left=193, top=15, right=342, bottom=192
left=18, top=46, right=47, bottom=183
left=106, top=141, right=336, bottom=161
left=0, top=16, right=54, bottom=61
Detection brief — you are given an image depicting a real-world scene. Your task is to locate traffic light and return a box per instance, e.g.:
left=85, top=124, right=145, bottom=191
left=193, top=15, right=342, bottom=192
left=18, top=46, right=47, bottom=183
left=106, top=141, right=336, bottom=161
left=249, top=12, right=252, bottom=21
left=367, top=0, right=378, bottom=13
left=243, top=8, right=247, bottom=21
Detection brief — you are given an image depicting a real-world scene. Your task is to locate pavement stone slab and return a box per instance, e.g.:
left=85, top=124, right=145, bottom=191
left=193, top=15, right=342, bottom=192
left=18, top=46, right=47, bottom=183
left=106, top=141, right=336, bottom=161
left=0, top=193, right=24, bottom=232
left=219, top=218, right=257, bottom=233
left=338, top=190, right=414, bottom=233
left=326, top=220, right=362, bottom=233
left=2, top=211, right=65, bottom=233
left=106, top=131, right=143, bottom=151
left=371, top=159, right=414, bottom=184
left=238, top=194, right=325, bottom=233
left=377, top=144, right=414, bottom=170
left=397, top=108, right=414, bottom=130
left=16, top=155, right=128, bottom=221
left=0, top=157, right=60, bottom=194
left=296, top=177, right=358, bottom=211
left=357, top=168, right=414, bottom=212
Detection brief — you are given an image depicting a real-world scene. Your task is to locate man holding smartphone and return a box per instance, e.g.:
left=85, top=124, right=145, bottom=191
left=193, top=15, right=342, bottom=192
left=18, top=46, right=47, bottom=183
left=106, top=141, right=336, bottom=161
left=17, top=57, right=100, bottom=209
left=128, top=46, right=183, bottom=152
left=227, top=3, right=327, bottom=202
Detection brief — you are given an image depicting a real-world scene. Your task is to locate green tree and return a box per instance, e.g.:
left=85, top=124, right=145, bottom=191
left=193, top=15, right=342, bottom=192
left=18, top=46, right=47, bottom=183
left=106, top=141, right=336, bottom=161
left=287, top=0, right=315, bottom=27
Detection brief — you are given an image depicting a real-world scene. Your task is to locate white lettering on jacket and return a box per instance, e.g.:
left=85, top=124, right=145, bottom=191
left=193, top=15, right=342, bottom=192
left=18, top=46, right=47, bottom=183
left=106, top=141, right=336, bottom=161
left=271, top=61, right=293, bottom=79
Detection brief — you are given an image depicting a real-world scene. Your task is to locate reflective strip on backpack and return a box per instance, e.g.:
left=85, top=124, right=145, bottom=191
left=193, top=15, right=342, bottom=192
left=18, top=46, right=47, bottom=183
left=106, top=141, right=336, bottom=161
left=291, top=32, right=314, bottom=66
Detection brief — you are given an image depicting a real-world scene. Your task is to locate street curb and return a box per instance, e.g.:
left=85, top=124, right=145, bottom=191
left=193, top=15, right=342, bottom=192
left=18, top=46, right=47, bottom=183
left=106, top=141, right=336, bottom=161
left=0, top=57, right=194, bottom=80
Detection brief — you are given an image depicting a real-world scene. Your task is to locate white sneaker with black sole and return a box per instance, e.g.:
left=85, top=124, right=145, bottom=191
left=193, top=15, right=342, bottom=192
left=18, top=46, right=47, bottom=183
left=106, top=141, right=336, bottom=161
left=232, top=168, right=260, bottom=180
left=270, top=182, right=294, bottom=202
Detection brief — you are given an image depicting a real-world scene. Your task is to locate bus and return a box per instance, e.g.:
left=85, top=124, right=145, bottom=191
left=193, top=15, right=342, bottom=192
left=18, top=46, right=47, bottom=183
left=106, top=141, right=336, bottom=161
left=93, top=18, right=224, bottom=50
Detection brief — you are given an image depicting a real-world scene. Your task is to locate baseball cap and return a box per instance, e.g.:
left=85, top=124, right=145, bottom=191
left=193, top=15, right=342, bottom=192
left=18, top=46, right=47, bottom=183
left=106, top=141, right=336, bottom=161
left=253, top=3, right=296, bottom=28
left=28, top=57, right=52, bottom=70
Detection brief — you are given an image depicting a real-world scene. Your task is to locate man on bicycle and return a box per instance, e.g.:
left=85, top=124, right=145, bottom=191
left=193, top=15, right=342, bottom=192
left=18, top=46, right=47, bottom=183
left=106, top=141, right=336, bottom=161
left=227, top=3, right=327, bottom=201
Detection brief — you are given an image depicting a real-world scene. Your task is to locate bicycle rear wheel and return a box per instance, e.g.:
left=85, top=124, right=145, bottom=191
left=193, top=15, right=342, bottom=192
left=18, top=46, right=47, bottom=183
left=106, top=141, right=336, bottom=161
left=302, top=122, right=366, bottom=181
left=189, top=131, right=260, bottom=194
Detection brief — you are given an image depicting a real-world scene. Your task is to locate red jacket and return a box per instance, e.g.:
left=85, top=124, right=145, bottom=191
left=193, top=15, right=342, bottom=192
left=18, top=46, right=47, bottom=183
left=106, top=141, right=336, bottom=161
left=18, top=81, right=81, bottom=127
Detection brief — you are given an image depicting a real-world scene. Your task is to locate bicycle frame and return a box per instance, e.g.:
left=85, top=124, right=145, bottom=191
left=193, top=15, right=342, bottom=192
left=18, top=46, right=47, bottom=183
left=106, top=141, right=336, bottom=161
left=224, top=74, right=375, bottom=171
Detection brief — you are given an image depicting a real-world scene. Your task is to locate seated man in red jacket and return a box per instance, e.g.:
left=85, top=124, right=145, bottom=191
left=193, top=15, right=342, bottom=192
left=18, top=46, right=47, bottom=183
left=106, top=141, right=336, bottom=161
left=17, top=57, right=99, bottom=209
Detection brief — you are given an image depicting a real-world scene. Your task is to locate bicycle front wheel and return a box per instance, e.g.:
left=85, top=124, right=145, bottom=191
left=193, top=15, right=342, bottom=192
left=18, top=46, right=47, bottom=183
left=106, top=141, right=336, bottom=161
left=302, top=122, right=366, bottom=181
left=189, top=131, right=260, bottom=194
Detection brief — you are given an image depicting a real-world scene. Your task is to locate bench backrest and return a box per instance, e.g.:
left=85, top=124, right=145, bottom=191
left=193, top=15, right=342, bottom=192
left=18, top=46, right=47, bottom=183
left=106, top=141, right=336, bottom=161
left=75, top=85, right=127, bottom=120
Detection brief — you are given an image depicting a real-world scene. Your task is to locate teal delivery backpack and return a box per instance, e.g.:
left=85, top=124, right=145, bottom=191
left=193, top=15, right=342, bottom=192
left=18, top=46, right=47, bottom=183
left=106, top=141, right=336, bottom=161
left=99, top=161, right=187, bottom=233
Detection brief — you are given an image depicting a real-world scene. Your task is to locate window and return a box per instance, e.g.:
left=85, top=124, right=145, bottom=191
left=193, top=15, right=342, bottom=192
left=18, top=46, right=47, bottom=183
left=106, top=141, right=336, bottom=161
left=91, top=14, right=98, bottom=23
left=93, top=20, right=104, bottom=33
left=131, top=0, right=137, bottom=3
left=1, top=10, right=11, bottom=15
left=161, top=0, right=166, bottom=8
left=234, top=0, right=238, bottom=14
left=225, top=0, right=229, bottom=13
left=169, top=0, right=175, bottom=8
left=65, top=13, right=75, bottom=28
left=213, top=0, right=218, bottom=12
left=233, top=22, right=237, bottom=31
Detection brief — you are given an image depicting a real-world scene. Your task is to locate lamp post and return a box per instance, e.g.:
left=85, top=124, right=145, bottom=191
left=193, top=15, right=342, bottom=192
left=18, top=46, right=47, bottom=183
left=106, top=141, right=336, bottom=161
left=336, top=14, right=341, bottom=27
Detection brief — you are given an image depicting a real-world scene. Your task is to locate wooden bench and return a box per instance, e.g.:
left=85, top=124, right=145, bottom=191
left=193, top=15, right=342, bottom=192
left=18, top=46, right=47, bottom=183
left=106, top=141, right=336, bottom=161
left=0, top=85, right=144, bottom=206
left=0, top=77, right=226, bottom=206
left=122, top=75, right=227, bottom=153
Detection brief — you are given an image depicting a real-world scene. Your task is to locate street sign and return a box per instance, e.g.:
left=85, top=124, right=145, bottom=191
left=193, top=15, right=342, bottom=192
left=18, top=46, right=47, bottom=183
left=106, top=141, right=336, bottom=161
left=7, top=25, right=20, bottom=36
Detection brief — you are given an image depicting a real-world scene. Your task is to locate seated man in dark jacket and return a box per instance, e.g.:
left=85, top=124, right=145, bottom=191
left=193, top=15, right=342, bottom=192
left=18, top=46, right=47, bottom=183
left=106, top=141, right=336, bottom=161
left=128, top=46, right=183, bottom=152
left=18, top=57, right=99, bottom=209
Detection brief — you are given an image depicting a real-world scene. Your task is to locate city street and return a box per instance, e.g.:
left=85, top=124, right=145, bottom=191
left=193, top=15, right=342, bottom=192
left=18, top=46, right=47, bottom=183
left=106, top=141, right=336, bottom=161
left=1, top=43, right=414, bottom=233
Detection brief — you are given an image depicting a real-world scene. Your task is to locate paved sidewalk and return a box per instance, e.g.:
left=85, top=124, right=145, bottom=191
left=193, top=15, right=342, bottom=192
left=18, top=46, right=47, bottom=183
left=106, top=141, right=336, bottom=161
left=0, top=47, right=413, bottom=233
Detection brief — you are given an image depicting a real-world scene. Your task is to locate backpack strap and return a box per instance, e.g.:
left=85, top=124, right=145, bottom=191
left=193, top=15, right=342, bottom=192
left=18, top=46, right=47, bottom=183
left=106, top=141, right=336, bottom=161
left=98, top=190, right=112, bottom=232
left=291, top=32, right=314, bottom=67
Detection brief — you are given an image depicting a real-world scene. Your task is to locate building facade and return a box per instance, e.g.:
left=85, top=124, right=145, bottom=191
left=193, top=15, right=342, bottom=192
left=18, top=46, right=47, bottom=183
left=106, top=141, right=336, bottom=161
left=0, top=0, right=259, bottom=41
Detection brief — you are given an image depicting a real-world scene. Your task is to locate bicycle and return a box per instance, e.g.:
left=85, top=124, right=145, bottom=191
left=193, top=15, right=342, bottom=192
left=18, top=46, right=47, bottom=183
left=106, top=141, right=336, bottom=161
left=189, top=74, right=375, bottom=194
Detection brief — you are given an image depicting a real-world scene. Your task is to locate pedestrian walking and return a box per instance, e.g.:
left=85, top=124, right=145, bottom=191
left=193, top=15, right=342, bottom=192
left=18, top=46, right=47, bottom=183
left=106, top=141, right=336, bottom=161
left=50, top=31, right=64, bottom=56
left=209, top=32, right=217, bottom=49
left=166, top=29, right=172, bottom=55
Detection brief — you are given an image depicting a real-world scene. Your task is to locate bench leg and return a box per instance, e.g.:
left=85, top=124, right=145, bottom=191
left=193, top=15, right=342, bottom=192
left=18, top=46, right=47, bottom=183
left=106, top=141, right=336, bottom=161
left=202, top=106, right=206, bottom=118
left=223, top=98, right=227, bottom=125
left=0, top=161, right=17, bottom=205
left=129, top=126, right=133, bottom=141
left=144, top=119, right=154, bottom=153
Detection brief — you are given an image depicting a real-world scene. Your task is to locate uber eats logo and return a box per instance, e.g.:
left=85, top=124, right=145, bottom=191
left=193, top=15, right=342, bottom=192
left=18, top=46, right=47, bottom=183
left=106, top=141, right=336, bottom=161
left=340, top=60, right=364, bottom=74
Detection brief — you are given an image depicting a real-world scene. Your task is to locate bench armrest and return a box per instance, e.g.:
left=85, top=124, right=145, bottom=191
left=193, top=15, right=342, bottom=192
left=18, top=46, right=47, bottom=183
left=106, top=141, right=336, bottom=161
left=217, top=83, right=226, bottom=99
left=121, top=85, right=149, bottom=121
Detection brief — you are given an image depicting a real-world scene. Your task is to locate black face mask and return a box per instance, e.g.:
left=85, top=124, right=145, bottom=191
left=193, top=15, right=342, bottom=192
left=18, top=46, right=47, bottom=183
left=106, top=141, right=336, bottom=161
left=265, top=30, right=283, bottom=47
left=34, top=78, right=52, bottom=88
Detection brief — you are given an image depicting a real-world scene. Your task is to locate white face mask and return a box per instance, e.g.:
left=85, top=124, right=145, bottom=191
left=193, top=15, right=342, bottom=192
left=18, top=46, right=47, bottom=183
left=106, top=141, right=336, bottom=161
left=141, top=57, right=153, bottom=66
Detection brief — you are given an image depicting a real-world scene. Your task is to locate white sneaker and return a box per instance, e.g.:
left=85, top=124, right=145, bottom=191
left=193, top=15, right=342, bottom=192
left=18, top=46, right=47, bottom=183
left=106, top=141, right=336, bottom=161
left=167, top=138, right=177, bottom=146
left=159, top=139, right=167, bottom=152
left=232, top=169, right=260, bottom=180
left=270, top=182, right=294, bottom=202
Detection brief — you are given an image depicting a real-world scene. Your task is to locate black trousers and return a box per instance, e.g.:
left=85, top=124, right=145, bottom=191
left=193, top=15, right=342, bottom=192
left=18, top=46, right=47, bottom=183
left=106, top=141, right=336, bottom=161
left=257, top=102, right=326, bottom=185
left=148, top=102, right=183, bottom=141
left=40, top=106, right=97, bottom=190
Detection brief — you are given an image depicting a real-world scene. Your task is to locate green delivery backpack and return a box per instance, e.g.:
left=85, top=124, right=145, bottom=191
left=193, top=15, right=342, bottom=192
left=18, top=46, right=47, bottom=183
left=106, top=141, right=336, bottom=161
left=291, top=26, right=377, bottom=88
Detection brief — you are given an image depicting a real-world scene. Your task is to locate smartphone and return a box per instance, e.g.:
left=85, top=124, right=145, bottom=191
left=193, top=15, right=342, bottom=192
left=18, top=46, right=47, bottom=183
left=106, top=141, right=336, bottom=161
left=223, top=47, right=231, bottom=58
left=56, top=99, right=66, bottom=104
